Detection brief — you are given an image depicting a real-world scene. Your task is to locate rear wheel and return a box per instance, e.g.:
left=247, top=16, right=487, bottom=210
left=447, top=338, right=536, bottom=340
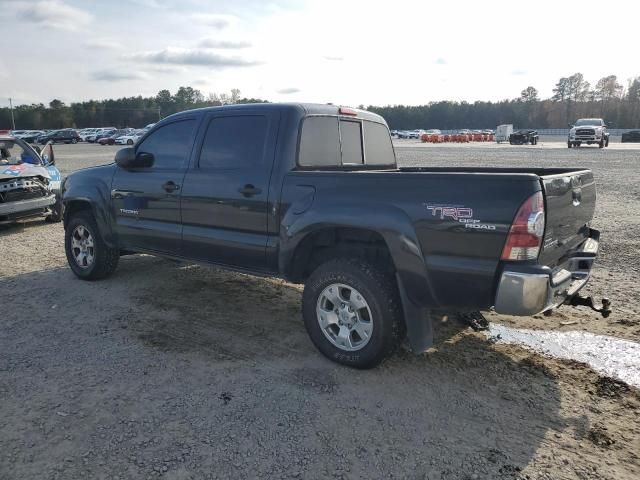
left=71, top=138, right=77, bottom=144
left=127, top=139, right=134, bottom=145
left=302, top=258, right=403, bottom=369
left=65, top=211, right=119, bottom=280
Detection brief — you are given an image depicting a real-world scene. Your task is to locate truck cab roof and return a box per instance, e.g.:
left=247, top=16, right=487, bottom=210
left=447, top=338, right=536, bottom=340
left=164, top=102, right=388, bottom=125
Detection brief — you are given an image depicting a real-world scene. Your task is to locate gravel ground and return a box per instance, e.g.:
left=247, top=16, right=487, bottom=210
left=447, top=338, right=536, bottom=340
left=1, top=141, right=639, bottom=480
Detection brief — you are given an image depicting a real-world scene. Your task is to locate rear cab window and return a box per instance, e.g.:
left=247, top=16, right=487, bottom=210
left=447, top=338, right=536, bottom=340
left=298, top=115, right=395, bottom=168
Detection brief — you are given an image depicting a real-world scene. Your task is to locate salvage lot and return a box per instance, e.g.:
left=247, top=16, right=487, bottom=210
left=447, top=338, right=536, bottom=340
left=1, top=141, right=639, bottom=479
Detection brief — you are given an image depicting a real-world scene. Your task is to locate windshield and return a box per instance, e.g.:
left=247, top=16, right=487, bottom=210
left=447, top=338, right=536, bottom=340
left=575, top=119, right=603, bottom=126
left=0, top=139, right=41, bottom=166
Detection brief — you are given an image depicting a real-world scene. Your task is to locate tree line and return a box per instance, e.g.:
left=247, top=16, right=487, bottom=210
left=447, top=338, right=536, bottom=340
left=2, top=74, right=640, bottom=130
left=368, top=74, right=640, bottom=129
left=1, top=87, right=266, bottom=130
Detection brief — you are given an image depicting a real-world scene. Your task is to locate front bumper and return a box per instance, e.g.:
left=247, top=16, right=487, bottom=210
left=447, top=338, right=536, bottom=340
left=0, top=194, right=56, bottom=216
left=570, top=135, right=602, bottom=142
left=494, top=231, right=599, bottom=316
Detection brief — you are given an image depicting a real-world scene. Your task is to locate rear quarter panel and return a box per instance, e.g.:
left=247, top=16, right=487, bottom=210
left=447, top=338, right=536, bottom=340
left=280, top=171, right=541, bottom=309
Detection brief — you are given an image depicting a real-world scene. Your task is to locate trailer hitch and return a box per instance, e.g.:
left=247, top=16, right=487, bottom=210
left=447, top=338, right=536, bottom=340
left=569, top=295, right=612, bottom=318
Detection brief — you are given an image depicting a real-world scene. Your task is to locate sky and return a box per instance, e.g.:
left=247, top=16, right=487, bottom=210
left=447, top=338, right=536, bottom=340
left=2, top=0, right=638, bottom=107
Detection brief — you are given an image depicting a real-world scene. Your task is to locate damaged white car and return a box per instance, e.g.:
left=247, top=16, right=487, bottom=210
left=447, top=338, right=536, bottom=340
left=0, top=135, right=62, bottom=224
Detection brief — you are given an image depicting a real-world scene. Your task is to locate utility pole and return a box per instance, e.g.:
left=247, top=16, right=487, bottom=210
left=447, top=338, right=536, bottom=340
left=9, top=97, right=16, bottom=130
left=157, top=107, right=161, bottom=122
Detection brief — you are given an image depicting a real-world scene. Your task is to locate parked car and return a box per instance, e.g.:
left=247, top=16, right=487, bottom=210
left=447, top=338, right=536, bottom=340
left=86, top=128, right=117, bottom=143
left=397, top=130, right=419, bottom=139
left=78, top=129, right=99, bottom=142
left=0, top=136, right=62, bottom=223
left=457, top=129, right=471, bottom=135
left=621, top=130, right=640, bottom=143
left=12, top=130, right=44, bottom=143
left=62, top=103, right=605, bottom=368
left=37, top=129, right=81, bottom=144
left=114, top=130, right=144, bottom=145
left=568, top=118, right=610, bottom=148
left=509, top=129, right=539, bottom=145
left=98, top=129, right=133, bottom=145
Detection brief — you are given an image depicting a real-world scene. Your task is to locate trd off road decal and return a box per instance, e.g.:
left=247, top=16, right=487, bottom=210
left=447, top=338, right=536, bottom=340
left=424, top=203, right=496, bottom=231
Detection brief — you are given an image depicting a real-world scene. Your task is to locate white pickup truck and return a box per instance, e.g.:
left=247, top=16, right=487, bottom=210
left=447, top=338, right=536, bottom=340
left=568, top=118, right=610, bottom=148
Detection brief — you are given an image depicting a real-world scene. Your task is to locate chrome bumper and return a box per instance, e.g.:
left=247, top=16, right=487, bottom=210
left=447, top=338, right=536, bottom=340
left=494, top=234, right=599, bottom=316
left=0, top=194, right=56, bottom=216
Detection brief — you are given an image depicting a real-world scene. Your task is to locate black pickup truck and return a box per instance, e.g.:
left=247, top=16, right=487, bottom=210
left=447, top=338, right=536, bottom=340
left=62, top=103, right=603, bottom=368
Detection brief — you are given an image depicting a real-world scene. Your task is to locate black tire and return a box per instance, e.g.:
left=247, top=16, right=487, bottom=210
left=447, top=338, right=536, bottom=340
left=568, top=141, right=572, bottom=148
left=71, top=138, right=77, bottom=144
left=65, top=210, right=119, bottom=280
left=127, top=139, right=134, bottom=145
left=45, top=194, right=63, bottom=223
left=599, top=139, right=604, bottom=149
left=605, top=137, right=609, bottom=147
left=302, top=258, right=404, bottom=369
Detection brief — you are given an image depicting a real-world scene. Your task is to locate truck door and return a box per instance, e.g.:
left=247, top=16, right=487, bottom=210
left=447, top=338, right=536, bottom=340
left=110, top=118, right=197, bottom=255
left=180, top=110, right=280, bottom=271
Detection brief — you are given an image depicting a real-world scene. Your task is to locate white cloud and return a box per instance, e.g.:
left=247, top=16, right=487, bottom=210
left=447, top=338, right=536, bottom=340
left=191, top=13, right=238, bottom=29
left=90, top=70, right=149, bottom=82
left=17, top=0, right=92, bottom=32
left=198, top=38, right=252, bottom=49
left=127, top=47, right=260, bottom=68
left=277, top=87, right=300, bottom=94
left=434, top=58, right=447, bottom=65
left=84, top=38, right=123, bottom=50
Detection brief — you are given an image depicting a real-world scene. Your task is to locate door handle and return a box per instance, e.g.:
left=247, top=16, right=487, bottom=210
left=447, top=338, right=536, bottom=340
left=111, top=189, right=133, bottom=199
left=238, top=184, right=262, bottom=197
left=162, top=181, right=180, bottom=193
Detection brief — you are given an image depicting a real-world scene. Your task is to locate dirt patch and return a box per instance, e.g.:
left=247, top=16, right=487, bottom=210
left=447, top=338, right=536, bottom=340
left=594, top=377, right=631, bottom=399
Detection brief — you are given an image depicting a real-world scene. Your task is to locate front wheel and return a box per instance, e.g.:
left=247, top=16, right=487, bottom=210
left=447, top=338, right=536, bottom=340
left=71, top=138, right=77, bottom=144
left=568, top=141, right=572, bottom=148
left=65, top=211, right=119, bottom=280
left=302, top=258, right=404, bottom=369
left=605, top=137, right=609, bottom=147
left=127, top=139, right=134, bottom=145
left=599, top=139, right=605, bottom=148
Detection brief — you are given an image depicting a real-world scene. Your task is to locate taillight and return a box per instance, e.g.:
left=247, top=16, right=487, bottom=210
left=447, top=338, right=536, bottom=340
left=501, top=191, right=545, bottom=261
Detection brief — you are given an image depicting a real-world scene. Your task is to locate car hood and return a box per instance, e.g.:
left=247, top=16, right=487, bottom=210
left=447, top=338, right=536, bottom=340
left=0, top=163, right=51, bottom=181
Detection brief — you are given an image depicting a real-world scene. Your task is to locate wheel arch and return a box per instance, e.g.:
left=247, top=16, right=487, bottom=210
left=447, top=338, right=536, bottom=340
left=280, top=207, right=438, bottom=353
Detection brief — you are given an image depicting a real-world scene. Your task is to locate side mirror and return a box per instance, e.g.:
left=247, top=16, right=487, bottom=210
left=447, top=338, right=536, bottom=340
left=115, top=147, right=153, bottom=169
left=41, top=143, right=55, bottom=165
left=568, top=123, right=574, bottom=128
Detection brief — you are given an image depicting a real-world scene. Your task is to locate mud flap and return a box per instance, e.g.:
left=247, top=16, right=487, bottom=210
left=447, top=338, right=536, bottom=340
left=396, top=274, right=434, bottom=353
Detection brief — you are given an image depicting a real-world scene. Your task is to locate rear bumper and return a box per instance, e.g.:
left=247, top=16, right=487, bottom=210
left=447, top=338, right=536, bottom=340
left=0, top=194, right=56, bottom=216
left=494, top=230, right=599, bottom=316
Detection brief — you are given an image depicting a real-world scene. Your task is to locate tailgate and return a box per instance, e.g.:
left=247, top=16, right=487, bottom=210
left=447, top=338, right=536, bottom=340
left=539, top=169, right=596, bottom=267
